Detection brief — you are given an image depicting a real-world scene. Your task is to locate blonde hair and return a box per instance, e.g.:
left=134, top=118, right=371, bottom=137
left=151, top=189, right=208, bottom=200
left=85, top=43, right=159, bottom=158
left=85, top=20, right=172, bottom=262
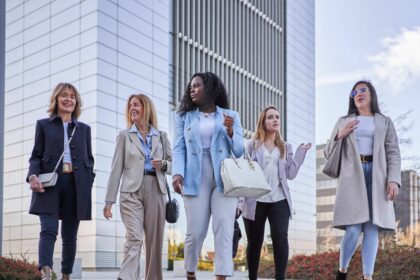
left=125, top=94, right=158, bottom=129
left=47, top=82, right=82, bottom=119
left=253, top=106, right=286, bottom=158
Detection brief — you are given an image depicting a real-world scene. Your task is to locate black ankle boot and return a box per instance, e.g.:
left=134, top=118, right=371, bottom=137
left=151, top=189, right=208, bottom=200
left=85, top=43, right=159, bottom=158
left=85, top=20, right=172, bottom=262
left=336, top=270, right=347, bottom=280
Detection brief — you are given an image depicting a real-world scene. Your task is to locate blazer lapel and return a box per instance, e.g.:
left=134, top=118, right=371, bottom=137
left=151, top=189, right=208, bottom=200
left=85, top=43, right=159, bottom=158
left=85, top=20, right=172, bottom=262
left=255, top=144, right=265, bottom=168
left=128, top=132, right=145, bottom=155
left=151, top=132, right=160, bottom=156
left=211, top=107, right=224, bottom=147
left=191, top=110, right=202, bottom=149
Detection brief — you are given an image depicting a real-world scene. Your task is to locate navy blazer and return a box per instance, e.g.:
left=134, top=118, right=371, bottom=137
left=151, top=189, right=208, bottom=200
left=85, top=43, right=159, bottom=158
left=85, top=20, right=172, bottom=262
left=27, top=116, right=95, bottom=220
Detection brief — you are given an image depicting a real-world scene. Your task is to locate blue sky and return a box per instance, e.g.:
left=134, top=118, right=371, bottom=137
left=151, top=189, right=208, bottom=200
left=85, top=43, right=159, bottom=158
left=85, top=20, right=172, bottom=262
left=316, top=0, right=420, bottom=170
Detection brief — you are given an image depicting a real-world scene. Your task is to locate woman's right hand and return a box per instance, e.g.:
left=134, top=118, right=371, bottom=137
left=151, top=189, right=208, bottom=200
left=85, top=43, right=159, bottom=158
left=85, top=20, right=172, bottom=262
left=29, top=176, right=45, bottom=193
left=335, top=119, right=359, bottom=140
left=172, top=175, right=183, bottom=195
left=103, top=205, right=113, bottom=220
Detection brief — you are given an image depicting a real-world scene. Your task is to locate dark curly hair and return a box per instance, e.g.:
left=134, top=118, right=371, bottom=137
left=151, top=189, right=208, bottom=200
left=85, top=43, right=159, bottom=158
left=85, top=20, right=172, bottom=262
left=347, top=80, right=382, bottom=116
left=178, top=72, right=230, bottom=115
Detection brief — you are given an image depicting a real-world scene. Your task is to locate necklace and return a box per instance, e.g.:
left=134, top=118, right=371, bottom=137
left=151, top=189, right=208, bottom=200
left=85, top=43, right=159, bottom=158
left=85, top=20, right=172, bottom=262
left=202, top=112, right=214, bottom=118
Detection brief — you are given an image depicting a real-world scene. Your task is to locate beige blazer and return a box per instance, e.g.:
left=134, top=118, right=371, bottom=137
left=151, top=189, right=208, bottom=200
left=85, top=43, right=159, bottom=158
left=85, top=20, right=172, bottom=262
left=105, top=129, right=172, bottom=203
left=324, top=113, right=401, bottom=231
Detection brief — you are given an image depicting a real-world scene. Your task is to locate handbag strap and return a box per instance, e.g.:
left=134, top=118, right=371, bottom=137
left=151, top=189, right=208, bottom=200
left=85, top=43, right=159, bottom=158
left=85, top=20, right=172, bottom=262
left=52, top=125, right=77, bottom=173
left=159, top=131, right=172, bottom=201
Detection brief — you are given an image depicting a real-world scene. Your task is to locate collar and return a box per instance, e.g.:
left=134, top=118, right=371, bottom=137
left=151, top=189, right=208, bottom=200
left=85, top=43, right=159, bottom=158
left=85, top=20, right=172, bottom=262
left=129, top=124, right=159, bottom=136
left=49, top=114, right=79, bottom=126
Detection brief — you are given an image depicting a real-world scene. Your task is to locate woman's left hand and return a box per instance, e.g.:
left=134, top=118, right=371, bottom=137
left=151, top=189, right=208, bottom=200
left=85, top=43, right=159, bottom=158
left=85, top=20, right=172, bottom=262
left=152, top=159, right=164, bottom=170
left=387, top=182, right=399, bottom=201
left=299, top=143, right=312, bottom=150
left=223, top=113, right=234, bottom=138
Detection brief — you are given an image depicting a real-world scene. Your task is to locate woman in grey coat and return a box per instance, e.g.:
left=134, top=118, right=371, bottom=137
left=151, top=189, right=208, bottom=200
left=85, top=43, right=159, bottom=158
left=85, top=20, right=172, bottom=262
left=324, top=80, right=401, bottom=280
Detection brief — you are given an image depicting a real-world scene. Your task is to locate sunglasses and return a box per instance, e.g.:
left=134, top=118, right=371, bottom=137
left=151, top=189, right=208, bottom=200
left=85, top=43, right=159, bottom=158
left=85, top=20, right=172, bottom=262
left=351, top=87, right=368, bottom=98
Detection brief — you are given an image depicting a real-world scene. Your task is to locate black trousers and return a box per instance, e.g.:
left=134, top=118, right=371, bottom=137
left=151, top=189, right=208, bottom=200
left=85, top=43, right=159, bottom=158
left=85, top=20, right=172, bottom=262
left=243, top=200, right=290, bottom=280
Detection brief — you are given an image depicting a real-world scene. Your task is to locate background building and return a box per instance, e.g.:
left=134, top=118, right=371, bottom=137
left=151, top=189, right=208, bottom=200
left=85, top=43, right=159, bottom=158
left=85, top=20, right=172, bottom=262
left=315, top=143, right=343, bottom=252
left=395, top=170, right=420, bottom=230
left=1, top=0, right=315, bottom=269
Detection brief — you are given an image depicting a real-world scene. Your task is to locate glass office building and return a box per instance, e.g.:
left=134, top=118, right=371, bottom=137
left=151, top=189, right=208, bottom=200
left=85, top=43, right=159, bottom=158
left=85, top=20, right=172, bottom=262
left=1, top=0, right=315, bottom=269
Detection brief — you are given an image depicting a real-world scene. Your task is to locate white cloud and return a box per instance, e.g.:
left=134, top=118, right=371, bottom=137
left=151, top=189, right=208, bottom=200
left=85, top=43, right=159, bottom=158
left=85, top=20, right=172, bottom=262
left=369, top=27, right=420, bottom=94
left=317, top=27, right=420, bottom=93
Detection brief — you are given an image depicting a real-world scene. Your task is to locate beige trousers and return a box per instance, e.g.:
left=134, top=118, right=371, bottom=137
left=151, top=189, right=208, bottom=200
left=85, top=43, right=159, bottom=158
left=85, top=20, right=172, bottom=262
left=118, top=175, right=166, bottom=280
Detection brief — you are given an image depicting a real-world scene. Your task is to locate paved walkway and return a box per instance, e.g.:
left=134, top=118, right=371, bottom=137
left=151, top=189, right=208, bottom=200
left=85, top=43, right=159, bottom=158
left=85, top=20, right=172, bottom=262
left=80, top=270, right=252, bottom=279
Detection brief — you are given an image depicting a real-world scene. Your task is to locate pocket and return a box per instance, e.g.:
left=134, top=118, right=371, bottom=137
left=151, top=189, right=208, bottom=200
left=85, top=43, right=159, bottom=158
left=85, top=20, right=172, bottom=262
left=84, top=160, right=95, bottom=184
left=84, top=160, right=92, bottom=169
left=42, top=153, right=50, bottom=162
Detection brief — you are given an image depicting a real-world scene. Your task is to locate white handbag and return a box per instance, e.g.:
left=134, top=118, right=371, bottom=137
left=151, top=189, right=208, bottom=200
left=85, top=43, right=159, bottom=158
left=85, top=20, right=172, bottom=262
left=38, top=126, right=76, bottom=187
left=38, top=172, right=59, bottom=187
left=221, top=146, right=270, bottom=198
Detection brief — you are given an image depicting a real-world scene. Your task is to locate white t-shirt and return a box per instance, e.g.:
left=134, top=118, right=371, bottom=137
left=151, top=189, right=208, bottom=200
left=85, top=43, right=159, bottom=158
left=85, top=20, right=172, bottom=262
left=199, top=112, right=215, bottom=149
left=355, top=116, right=375, bottom=155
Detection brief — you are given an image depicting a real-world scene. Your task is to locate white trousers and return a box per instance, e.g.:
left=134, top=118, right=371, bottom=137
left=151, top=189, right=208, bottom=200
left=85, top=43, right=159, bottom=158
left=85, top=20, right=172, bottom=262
left=183, top=150, right=237, bottom=276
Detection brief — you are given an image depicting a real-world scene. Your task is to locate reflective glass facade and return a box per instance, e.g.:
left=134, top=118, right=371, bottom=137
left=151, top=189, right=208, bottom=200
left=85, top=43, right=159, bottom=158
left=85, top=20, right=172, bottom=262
left=285, top=0, right=316, bottom=255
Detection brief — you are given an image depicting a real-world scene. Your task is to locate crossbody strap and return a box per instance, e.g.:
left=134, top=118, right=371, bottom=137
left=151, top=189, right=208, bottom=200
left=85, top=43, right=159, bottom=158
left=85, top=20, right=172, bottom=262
left=52, top=125, right=77, bottom=173
left=159, top=131, right=172, bottom=201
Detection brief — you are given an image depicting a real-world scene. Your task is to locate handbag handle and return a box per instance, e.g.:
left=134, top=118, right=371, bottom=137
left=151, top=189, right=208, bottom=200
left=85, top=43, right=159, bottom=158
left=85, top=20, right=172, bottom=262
left=228, top=141, right=256, bottom=170
left=51, top=125, right=77, bottom=173
left=159, top=131, right=172, bottom=201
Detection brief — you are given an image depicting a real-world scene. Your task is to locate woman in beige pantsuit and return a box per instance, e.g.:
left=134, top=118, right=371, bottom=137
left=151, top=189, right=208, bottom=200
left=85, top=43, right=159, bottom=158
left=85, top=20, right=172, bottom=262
left=325, top=80, right=401, bottom=280
left=103, top=94, right=172, bottom=280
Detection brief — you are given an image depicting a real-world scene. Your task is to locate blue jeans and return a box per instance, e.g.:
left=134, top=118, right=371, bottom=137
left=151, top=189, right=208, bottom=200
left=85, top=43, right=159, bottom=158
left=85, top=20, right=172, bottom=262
left=38, top=174, right=80, bottom=274
left=339, top=162, right=378, bottom=277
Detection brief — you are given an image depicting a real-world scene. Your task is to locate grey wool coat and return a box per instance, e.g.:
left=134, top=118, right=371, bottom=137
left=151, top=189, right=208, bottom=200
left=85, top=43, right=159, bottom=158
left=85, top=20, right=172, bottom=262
left=324, top=113, right=401, bottom=231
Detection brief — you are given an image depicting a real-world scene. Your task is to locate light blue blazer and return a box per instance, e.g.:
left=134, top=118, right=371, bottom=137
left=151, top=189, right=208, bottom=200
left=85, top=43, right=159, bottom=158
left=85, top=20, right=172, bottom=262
left=172, top=106, right=244, bottom=196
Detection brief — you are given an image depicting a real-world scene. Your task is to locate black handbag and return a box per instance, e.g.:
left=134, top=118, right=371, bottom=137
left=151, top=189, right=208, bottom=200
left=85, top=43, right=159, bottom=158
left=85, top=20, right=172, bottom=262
left=160, top=132, right=179, bottom=223
left=232, top=213, right=242, bottom=258
left=165, top=183, right=179, bottom=223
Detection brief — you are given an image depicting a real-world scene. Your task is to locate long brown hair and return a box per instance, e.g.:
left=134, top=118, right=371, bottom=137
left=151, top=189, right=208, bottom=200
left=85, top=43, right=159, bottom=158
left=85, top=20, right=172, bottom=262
left=253, top=106, right=286, bottom=158
left=47, top=82, right=82, bottom=119
left=125, top=94, right=158, bottom=129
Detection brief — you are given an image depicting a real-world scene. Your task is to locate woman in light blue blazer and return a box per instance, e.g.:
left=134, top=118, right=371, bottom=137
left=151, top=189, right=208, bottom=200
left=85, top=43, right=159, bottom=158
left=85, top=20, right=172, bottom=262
left=172, top=72, right=244, bottom=280
left=239, top=106, right=311, bottom=280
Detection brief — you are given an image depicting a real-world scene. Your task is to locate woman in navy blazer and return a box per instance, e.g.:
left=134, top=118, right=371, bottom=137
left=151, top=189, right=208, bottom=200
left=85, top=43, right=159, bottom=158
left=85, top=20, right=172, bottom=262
left=27, top=83, right=94, bottom=280
left=239, top=106, right=311, bottom=280
left=172, top=72, right=244, bottom=280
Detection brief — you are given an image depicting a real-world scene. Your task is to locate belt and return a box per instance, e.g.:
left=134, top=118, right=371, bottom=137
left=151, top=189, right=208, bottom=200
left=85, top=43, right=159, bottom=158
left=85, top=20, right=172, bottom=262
left=360, top=155, right=373, bottom=163
left=62, top=163, right=73, bottom=173
left=144, top=170, right=156, bottom=176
